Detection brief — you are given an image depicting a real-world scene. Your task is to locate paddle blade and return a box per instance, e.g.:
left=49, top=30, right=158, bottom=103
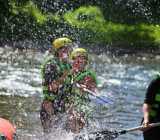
left=89, top=95, right=114, bottom=105
left=74, top=130, right=118, bottom=140
left=89, top=130, right=118, bottom=140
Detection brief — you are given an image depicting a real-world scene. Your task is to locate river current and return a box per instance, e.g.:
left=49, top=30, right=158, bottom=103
left=0, top=46, right=160, bottom=140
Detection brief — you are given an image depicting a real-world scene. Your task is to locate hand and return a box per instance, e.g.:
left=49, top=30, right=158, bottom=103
left=48, top=71, right=69, bottom=92
left=80, top=76, right=97, bottom=92
left=143, top=121, right=149, bottom=127
left=48, top=81, right=59, bottom=92
left=42, top=100, right=54, bottom=115
left=141, top=120, right=150, bottom=132
left=58, top=70, right=68, bottom=83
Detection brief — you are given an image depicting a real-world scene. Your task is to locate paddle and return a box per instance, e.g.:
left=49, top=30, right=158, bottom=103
left=76, top=83, right=114, bottom=105
left=84, top=122, right=160, bottom=140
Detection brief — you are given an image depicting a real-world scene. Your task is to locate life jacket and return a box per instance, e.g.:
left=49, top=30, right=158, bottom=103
left=41, top=56, right=71, bottom=101
left=41, top=56, right=71, bottom=80
left=72, top=70, right=97, bottom=84
left=68, top=70, right=97, bottom=116
left=71, top=70, right=97, bottom=102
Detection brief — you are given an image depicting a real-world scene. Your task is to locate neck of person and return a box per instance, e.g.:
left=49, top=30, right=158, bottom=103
left=58, top=56, right=68, bottom=63
left=72, top=68, right=85, bottom=75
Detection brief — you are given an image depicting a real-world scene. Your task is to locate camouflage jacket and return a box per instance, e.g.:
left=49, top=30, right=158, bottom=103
left=41, top=56, right=71, bottom=101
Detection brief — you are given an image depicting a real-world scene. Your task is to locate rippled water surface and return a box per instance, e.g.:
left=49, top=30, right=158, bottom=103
left=0, top=46, right=160, bottom=140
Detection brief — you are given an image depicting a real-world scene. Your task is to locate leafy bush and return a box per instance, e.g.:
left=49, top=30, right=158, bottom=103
left=64, top=6, right=160, bottom=47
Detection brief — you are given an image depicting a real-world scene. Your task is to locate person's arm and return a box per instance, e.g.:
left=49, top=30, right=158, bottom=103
left=42, top=61, right=61, bottom=93
left=143, top=103, right=151, bottom=127
left=142, top=79, right=156, bottom=127
left=48, top=70, right=69, bottom=92
left=79, top=75, right=97, bottom=95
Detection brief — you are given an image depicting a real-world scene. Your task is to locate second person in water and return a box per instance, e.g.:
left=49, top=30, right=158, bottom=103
left=67, top=48, right=98, bottom=133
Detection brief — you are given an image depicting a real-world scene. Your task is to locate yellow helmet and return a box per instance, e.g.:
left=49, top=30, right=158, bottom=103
left=70, top=48, right=88, bottom=60
left=52, top=37, right=72, bottom=50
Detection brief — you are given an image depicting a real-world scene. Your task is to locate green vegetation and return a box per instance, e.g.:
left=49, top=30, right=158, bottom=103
left=10, top=1, right=61, bottom=24
left=0, top=0, right=160, bottom=48
left=64, top=6, right=160, bottom=47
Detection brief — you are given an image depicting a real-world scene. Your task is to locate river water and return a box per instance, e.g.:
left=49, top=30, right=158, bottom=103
left=0, top=46, right=160, bottom=140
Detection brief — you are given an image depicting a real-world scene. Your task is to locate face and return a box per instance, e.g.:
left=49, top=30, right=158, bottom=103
left=58, top=46, right=71, bottom=62
left=72, top=55, right=87, bottom=73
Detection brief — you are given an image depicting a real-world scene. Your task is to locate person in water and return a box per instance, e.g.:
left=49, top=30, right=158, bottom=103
left=40, top=37, right=73, bottom=133
left=67, top=48, right=98, bottom=133
left=0, top=118, right=16, bottom=140
left=142, top=74, right=160, bottom=140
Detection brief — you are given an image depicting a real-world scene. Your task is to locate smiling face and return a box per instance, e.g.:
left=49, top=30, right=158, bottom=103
left=72, top=55, right=88, bottom=73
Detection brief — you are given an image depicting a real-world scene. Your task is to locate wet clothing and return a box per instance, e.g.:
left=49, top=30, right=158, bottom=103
left=143, top=77, right=160, bottom=140
left=66, top=70, right=97, bottom=132
left=71, top=70, right=97, bottom=114
left=40, top=56, right=72, bottom=132
left=40, top=56, right=97, bottom=132
left=41, top=56, right=71, bottom=101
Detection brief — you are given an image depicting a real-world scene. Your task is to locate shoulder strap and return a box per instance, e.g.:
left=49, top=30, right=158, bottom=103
left=58, top=62, right=71, bottom=72
left=40, top=56, right=58, bottom=77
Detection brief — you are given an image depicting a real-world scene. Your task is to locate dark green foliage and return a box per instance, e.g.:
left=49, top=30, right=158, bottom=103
left=0, top=0, right=160, bottom=48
